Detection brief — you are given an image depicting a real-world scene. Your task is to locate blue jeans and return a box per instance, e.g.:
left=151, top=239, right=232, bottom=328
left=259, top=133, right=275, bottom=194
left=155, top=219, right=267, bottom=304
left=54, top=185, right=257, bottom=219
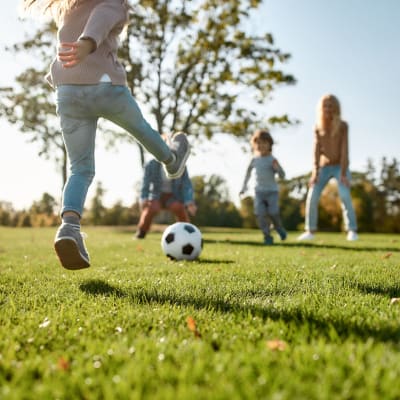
left=304, top=165, right=357, bottom=232
left=56, top=83, right=171, bottom=217
left=254, top=190, right=284, bottom=236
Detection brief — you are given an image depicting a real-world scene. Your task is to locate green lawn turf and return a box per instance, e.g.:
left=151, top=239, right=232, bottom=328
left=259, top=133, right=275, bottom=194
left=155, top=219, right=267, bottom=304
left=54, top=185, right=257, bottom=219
left=0, top=226, right=400, bottom=399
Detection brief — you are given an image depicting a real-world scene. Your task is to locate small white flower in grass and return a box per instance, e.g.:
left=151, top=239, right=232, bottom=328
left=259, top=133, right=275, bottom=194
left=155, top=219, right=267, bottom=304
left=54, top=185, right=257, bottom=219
left=115, top=326, right=123, bottom=334
left=390, top=298, right=400, bottom=305
left=257, top=376, right=266, bottom=386
left=39, top=317, right=51, bottom=328
left=129, top=346, right=135, bottom=354
left=158, top=353, right=165, bottom=361
left=112, top=375, right=121, bottom=384
left=93, top=360, right=102, bottom=369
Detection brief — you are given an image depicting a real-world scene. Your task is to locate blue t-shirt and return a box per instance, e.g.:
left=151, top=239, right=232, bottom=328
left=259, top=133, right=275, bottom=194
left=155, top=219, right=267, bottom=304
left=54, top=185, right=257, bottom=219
left=241, top=155, right=285, bottom=193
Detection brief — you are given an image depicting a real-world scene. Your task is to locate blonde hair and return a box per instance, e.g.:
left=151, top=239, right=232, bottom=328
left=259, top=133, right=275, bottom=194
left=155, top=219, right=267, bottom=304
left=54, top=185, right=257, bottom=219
left=24, top=0, right=83, bottom=21
left=316, top=94, right=342, bottom=135
left=24, top=1, right=129, bottom=22
left=250, top=129, right=274, bottom=152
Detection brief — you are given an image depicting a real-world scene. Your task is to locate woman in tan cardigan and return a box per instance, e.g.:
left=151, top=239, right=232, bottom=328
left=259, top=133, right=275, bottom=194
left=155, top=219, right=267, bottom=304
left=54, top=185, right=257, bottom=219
left=298, top=94, right=358, bottom=241
left=24, top=0, right=190, bottom=269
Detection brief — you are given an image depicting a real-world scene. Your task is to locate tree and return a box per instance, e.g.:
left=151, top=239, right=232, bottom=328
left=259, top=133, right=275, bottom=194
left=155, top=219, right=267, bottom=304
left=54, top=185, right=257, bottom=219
left=29, top=192, right=58, bottom=216
left=86, top=182, right=107, bottom=225
left=191, top=174, right=242, bottom=227
left=122, top=0, right=296, bottom=139
left=0, top=23, right=69, bottom=185
left=1, top=1, right=295, bottom=189
left=239, top=196, right=257, bottom=228
left=278, top=184, right=303, bottom=231
left=0, top=201, right=14, bottom=226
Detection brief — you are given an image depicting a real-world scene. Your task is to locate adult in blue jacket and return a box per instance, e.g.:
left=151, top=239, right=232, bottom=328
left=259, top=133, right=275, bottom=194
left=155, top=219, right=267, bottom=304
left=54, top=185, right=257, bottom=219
left=135, top=159, right=197, bottom=239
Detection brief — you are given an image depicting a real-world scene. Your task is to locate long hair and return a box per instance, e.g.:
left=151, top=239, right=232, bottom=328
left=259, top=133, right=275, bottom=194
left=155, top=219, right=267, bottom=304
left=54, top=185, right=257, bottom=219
left=316, top=94, right=342, bottom=135
left=24, top=0, right=83, bottom=21
left=24, top=0, right=130, bottom=24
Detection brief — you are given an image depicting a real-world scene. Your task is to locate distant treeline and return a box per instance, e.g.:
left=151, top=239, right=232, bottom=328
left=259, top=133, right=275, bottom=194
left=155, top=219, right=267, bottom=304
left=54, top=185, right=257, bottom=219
left=1, top=158, right=399, bottom=233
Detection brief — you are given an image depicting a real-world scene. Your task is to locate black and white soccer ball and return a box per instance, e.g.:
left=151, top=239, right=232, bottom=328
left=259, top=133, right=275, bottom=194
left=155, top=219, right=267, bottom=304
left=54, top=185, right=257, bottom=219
left=161, top=222, right=203, bottom=261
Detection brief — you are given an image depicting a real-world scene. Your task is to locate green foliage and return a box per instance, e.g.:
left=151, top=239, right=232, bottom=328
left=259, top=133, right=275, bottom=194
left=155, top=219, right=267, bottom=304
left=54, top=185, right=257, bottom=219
left=1, top=227, right=400, bottom=399
left=239, top=195, right=257, bottom=228
left=120, top=0, right=296, bottom=138
left=29, top=192, right=57, bottom=216
left=0, top=22, right=68, bottom=187
left=83, top=182, right=140, bottom=226
left=278, top=185, right=303, bottom=230
left=1, top=1, right=296, bottom=188
left=191, top=174, right=243, bottom=227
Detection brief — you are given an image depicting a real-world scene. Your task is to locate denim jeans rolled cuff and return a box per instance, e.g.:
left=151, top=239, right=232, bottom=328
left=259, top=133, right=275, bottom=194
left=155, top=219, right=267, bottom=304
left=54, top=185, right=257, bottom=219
left=305, top=165, right=357, bottom=232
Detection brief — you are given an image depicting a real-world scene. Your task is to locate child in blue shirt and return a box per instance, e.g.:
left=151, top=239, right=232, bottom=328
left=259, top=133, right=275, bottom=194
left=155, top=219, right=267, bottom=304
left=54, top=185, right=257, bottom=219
left=240, top=129, right=287, bottom=245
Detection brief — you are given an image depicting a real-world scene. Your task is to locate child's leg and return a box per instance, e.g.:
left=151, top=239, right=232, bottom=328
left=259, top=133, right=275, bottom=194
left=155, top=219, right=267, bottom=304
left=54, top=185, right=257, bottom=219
left=54, top=85, right=97, bottom=269
left=254, top=191, right=273, bottom=243
left=256, top=214, right=270, bottom=236
left=56, top=85, right=98, bottom=217
left=304, top=166, right=331, bottom=232
left=335, top=168, right=358, bottom=232
left=168, top=201, right=190, bottom=222
left=265, top=192, right=286, bottom=240
left=96, top=84, right=190, bottom=178
left=136, top=200, right=162, bottom=238
left=99, top=85, right=172, bottom=162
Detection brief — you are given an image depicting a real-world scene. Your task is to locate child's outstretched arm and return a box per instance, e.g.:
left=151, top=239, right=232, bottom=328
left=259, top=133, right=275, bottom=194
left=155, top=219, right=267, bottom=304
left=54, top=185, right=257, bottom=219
left=239, top=160, right=254, bottom=195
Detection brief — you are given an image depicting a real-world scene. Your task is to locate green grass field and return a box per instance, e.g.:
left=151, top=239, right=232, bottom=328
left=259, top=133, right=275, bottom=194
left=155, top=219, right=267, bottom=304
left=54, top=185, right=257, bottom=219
left=1, top=226, right=400, bottom=399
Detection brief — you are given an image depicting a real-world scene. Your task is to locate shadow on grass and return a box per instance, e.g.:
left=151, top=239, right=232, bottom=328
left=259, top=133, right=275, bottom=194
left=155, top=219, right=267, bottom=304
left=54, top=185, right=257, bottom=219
left=203, top=238, right=400, bottom=253
left=353, top=282, right=400, bottom=298
left=80, top=278, right=400, bottom=343
left=80, top=279, right=127, bottom=298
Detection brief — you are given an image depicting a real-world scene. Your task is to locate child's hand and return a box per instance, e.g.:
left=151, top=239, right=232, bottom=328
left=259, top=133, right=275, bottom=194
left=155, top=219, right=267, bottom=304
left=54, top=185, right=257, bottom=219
left=186, top=203, right=197, bottom=216
left=58, top=39, right=95, bottom=68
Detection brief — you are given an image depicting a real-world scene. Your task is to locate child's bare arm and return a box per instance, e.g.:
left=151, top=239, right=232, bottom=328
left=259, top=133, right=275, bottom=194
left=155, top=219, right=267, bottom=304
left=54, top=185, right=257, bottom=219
left=273, top=158, right=285, bottom=179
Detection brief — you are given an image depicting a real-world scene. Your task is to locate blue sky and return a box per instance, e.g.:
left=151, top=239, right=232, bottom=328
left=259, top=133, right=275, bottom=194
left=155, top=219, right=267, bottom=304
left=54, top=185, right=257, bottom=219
left=1, top=1, right=399, bottom=210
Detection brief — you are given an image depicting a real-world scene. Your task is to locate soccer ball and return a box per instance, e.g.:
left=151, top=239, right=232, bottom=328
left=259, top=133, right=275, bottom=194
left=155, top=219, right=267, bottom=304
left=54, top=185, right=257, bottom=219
left=161, top=222, right=203, bottom=261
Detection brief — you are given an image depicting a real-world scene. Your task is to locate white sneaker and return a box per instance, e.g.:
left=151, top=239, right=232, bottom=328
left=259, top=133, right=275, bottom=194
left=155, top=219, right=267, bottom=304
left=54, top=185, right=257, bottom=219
left=346, top=231, right=359, bottom=241
left=297, top=231, right=315, bottom=241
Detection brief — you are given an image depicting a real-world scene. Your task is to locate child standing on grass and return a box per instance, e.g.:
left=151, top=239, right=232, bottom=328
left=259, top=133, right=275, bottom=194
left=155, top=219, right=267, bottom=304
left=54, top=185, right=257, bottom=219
left=24, top=0, right=190, bottom=270
left=240, top=129, right=287, bottom=245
